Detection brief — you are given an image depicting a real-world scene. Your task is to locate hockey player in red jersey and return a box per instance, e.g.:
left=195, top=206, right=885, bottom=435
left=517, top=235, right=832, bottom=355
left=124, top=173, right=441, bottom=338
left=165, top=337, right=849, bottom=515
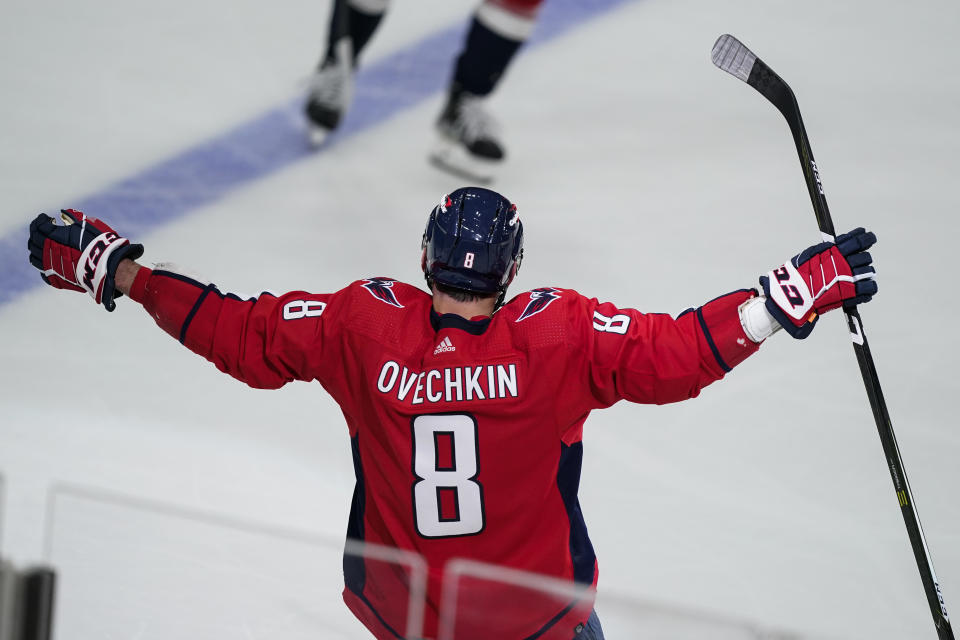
left=27, top=187, right=877, bottom=639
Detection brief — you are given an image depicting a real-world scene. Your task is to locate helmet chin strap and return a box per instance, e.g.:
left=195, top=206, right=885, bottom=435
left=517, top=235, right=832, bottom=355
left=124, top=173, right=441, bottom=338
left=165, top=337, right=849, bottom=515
left=494, top=288, right=507, bottom=311
left=494, top=259, right=520, bottom=311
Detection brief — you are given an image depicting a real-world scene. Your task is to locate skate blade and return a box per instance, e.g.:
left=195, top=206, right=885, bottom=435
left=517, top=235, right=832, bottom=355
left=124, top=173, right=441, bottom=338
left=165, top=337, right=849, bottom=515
left=428, top=139, right=501, bottom=184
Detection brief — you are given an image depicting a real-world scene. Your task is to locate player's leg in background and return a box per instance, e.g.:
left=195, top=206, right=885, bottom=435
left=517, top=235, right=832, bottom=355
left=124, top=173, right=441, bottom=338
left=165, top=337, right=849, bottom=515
left=429, top=0, right=543, bottom=183
left=305, top=0, right=389, bottom=145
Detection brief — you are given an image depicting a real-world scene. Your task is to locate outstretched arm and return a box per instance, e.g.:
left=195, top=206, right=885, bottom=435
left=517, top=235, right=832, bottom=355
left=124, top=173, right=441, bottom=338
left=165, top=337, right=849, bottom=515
left=577, top=228, right=877, bottom=407
left=28, top=210, right=342, bottom=389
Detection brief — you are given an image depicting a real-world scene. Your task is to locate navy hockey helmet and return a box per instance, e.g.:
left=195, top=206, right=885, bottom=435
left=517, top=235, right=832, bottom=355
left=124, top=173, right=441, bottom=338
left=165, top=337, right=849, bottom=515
left=422, top=187, right=523, bottom=296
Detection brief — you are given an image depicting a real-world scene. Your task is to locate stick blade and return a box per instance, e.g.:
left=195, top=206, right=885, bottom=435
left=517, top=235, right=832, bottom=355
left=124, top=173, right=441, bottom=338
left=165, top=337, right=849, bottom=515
left=711, top=34, right=757, bottom=82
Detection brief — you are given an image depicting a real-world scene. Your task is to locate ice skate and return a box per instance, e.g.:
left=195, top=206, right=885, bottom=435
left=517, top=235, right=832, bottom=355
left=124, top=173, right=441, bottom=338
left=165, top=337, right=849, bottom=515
left=304, top=39, right=353, bottom=146
left=429, top=90, right=505, bottom=183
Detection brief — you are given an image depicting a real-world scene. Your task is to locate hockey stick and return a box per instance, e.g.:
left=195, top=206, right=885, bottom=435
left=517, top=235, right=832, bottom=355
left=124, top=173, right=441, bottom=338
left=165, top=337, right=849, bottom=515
left=711, top=34, right=954, bottom=640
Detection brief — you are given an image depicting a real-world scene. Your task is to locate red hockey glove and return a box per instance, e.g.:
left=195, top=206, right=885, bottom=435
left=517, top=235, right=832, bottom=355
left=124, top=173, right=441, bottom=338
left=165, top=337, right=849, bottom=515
left=28, top=209, right=144, bottom=311
left=760, top=227, right=877, bottom=339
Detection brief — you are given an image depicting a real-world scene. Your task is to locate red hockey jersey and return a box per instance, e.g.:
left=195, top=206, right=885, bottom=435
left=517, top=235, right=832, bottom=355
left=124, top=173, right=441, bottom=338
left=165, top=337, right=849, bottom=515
left=127, top=267, right=762, bottom=640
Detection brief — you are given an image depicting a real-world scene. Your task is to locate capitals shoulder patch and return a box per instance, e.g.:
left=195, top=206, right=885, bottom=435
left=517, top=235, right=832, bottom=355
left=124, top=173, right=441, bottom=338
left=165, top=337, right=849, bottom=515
left=516, top=287, right=561, bottom=322
left=361, top=277, right=404, bottom=308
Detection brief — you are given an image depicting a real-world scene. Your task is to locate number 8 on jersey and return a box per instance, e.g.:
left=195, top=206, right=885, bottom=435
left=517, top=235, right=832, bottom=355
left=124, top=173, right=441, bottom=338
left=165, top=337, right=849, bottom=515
left=411, top=414, right=486, bottom=538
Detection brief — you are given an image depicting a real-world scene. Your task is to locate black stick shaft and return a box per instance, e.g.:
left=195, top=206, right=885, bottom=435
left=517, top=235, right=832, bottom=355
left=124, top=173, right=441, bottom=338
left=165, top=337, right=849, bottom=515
left=712, top=34, right=953, bottom=640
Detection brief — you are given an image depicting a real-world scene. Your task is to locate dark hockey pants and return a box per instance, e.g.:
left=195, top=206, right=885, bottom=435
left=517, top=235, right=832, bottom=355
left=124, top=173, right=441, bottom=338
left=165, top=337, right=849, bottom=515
left=576, top=609, right=605, bottom=639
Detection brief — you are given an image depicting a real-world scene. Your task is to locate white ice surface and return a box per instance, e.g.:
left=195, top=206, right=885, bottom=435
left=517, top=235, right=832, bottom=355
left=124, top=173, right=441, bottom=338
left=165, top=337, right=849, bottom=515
left=1, top=1, right=959, bottom=639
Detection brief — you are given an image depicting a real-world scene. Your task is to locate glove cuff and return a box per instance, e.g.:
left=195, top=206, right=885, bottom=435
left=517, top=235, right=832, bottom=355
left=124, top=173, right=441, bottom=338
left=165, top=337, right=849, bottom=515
left=763, top=295, right=816, bottom=339
left=100, top=242, right=145, bottom=310
left=74, top=233, right=144, bottom=311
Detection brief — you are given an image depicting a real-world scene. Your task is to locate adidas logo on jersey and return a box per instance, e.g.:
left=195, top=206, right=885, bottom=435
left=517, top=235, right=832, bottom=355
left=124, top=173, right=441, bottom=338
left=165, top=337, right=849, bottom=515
left=433, top=337, right=456, bottom=355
